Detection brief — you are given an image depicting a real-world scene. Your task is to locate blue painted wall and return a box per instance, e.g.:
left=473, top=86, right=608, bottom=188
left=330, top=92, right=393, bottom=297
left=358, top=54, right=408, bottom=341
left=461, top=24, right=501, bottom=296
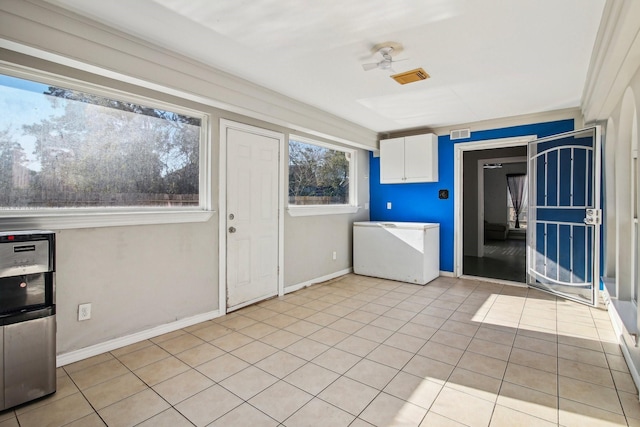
left=369, top=119, right=575, bottom=272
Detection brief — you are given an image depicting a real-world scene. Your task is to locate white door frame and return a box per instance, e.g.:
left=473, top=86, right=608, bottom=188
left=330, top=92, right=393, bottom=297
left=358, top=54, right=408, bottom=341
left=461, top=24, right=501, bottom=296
left=476, top=156, right=527, bottom=257
left=454, top=135, right=535, bottom=278
left=219, top=119, right=285, bottom=314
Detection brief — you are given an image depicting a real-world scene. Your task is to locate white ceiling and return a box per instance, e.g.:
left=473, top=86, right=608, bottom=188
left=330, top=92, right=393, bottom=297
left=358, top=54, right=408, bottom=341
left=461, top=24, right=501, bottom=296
left=44, top=0, right=605, bottom=133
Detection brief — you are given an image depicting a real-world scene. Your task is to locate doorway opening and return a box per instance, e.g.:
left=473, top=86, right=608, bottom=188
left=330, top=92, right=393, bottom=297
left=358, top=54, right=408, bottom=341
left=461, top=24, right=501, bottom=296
left=454, top=136, right=534, bottom=284
left=465, top=155, right=527, bottom=282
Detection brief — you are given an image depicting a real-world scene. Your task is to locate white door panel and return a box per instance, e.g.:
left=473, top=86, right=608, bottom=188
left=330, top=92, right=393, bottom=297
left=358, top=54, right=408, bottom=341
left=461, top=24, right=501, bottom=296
left=404, top=135, right=430, bottom=180
left=226, top=127, right=280, bottom=310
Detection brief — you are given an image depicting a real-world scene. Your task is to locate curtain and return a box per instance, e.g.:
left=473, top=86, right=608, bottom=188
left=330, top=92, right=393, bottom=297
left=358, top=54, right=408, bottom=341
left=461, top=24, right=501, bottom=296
left=507, top=173, right=526, bottom=228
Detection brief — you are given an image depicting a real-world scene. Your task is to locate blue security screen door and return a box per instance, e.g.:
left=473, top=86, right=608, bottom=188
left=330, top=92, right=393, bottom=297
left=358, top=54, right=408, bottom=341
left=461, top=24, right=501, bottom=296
left=527, top=127, right=602, bottom=306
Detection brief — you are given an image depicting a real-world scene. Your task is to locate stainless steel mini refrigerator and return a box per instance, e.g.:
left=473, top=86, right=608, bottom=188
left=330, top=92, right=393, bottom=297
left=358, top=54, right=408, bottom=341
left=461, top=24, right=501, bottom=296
left=0, top=231, right=56, bottom=410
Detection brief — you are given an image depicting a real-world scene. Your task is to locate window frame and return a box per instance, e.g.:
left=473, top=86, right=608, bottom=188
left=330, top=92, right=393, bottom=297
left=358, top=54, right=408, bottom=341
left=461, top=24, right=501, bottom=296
left=287, top=134, right=358, bottom=217
left=0, top=64, right=213, bottom=230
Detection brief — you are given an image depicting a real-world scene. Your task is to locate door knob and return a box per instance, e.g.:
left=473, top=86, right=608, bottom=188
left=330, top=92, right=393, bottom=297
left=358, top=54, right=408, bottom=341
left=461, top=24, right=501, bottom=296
left=228, top=226, right=236, bottom=233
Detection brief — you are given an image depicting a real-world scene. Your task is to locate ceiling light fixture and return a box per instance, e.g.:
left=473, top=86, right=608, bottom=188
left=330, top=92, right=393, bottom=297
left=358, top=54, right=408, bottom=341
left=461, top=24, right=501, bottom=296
left=362, top=42, right=407, bottom=73
left=483, top=163, right=503, bottom=169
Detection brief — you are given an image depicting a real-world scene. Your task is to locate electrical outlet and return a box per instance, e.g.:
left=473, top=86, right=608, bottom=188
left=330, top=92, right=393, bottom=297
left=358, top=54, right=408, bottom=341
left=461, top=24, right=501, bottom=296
left=78, top=303, right=91, bottom=321
left=332, top=251, right=337, bottom=260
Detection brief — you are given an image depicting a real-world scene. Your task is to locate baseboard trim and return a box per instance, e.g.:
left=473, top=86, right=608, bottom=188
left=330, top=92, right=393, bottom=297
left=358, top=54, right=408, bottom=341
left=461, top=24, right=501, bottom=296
left=439, top=270, right=456, bottom=278
left=285, top=268, right=353, bottom=294
left=618, top=337, right=640, bottom=398
left=56, top=310, right=221, bottom=367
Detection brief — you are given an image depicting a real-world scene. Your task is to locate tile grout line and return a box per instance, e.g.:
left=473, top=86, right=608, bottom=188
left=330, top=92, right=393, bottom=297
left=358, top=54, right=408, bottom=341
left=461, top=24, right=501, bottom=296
left=16, top=274, right=640, bottom=427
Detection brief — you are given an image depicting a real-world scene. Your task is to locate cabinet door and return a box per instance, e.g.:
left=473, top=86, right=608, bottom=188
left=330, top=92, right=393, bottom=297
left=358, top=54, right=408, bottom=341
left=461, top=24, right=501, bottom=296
left=380, top=137, right=405, bottom=183
left=4, top=315, right=56, bottom=409
left=404, top=134, right=438, bottom=182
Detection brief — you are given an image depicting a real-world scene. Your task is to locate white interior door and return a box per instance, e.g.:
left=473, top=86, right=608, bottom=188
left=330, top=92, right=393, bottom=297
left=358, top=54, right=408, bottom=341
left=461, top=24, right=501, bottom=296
left=226, top=126, right=280, bottom=311
left=527, top=126, right=601, bottom=306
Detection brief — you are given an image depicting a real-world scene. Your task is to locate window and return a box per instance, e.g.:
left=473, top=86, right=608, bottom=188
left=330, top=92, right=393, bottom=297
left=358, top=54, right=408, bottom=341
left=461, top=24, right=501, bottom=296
left=288, top=136, right=357, bottom=216
left=507, top=175, right=528, bottom=229
left=0, top=70, right=210, bottom=228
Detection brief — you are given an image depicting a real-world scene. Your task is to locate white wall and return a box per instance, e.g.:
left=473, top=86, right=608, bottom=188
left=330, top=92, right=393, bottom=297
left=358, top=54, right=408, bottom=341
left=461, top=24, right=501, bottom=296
left=56, top=222, right=218, bottom=353
left=484, top=163, right=527, bottom=225
left=602, top=67, right=640, bottom=391
left=284, top=148, right=370, bottom=290
left=0, top=0, right=375, bottom=360
left=581, top=0, right=640, bottom=394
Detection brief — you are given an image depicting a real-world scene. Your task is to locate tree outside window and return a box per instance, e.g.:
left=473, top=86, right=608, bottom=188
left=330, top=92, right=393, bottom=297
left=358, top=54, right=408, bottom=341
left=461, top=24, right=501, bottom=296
left=288, top=138, right=352, bottom=206
left=0, top=74, right=202, bottom=209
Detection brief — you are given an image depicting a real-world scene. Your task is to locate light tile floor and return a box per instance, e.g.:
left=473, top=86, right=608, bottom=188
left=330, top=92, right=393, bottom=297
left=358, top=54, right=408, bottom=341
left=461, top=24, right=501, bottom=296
left=2, top=274, right=639, bottom=427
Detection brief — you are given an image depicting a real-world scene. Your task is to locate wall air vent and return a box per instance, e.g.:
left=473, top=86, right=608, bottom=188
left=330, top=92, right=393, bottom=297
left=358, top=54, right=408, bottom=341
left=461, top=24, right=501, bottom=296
left=450, top=129, right=470, bottom=140
left=390, top=68, right=430, bottom=85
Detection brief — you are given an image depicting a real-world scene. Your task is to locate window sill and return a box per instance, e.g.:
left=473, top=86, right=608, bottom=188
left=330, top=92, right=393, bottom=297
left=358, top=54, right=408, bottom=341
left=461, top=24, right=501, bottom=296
left=287, top=205, right=360, bottom=217
left=602, top=276, right=617, bottom=298
left=610, top=298, right=639, bottom=340
left=0, top=209, right=214, bottom=230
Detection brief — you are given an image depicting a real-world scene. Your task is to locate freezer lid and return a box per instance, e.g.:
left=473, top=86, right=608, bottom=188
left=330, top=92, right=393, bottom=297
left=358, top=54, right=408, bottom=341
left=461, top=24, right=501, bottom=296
left=353, top=221, right=439, bottom=230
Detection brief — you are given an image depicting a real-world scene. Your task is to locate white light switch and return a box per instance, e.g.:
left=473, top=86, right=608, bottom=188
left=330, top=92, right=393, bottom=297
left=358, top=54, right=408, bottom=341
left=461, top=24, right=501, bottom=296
left=386, top=202, right=392, bottom=209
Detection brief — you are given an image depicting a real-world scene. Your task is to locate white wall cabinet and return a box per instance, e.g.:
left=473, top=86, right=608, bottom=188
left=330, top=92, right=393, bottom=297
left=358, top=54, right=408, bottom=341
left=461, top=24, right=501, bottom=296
left=380, top=134, right=438, bottom=183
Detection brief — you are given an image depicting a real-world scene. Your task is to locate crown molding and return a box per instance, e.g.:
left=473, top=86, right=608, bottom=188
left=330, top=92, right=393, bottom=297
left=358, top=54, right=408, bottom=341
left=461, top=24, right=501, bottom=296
left=582, top=0, right=640, bottom=123
left=382, top=107, right=582, bottom=140
left=0, top=0, right=378, bottom=150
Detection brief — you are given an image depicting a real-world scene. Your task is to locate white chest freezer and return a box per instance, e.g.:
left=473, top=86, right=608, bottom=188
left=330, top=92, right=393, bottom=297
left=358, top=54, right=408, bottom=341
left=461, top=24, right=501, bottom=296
left=353, top=221, right=440, bottom=285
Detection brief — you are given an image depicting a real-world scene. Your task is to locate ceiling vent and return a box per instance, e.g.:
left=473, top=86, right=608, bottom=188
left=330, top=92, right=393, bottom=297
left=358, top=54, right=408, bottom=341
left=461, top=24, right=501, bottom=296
left=450, top=129, right=471, bottom=140
left=390, top=68, right=430, bottom=85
